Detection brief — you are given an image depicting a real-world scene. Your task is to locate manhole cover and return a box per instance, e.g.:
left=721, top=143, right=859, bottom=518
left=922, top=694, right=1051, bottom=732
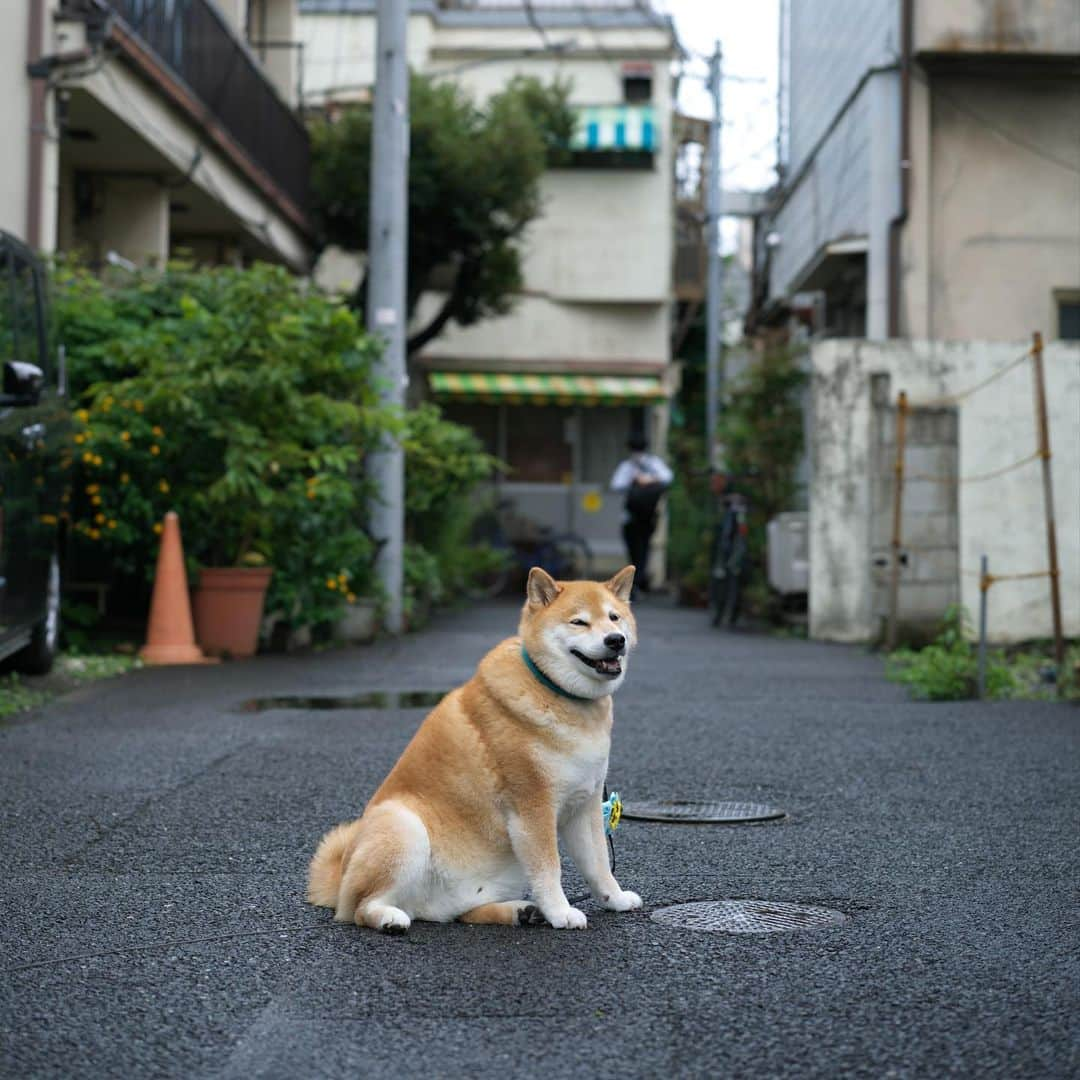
left=651, top=900, right=848, bottom=934
left=621, top=800, right=786, bottom=824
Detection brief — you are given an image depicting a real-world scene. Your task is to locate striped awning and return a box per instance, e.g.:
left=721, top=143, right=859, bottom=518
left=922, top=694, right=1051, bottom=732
left=571, top=105, right=657, bottom=152
left=428, top=371, right=667, bottom=406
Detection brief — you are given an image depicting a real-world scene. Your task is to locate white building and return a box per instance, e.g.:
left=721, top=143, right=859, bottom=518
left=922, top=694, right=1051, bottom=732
left=300, top=0, right=679, bottom=577
left=4, top=0, right=313, bottom=271
left=765, top=0, right=1080, bottom=343
left=761, top=0, right=1080, bottom=644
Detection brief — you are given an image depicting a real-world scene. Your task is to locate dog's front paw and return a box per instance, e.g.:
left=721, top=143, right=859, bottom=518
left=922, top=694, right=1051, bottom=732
left=544, top=905, right=588, bottom=930
left=600, top=889, right=642, bottom=912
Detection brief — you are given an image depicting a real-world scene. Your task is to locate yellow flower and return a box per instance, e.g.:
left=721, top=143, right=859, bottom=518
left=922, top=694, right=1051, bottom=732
left=121, top=473, right=130, bottom=485
left=134, top=401, right=145, bottom=413
left=150, top=445, right=160, bottom=456
left=152, top=425, right=164, bottom=437
left=89, top=528, right=101, bottom=540
left=121, top=431, right=131, bottom=442
left=95, top=512, right=106, bottom=524
left=347, top=592, right=357, bottom=603
left=86, top=484, right=99, bottom=494
left=39, top=514, right=58, bottom=525
left=153, top=522, right=163, bottom=535
left=306, top=490, right=316, bottom=500
left=75, top=409, right=90, bottom=423
left=326, top=578, right=338, bottom=590
left=82, top=451, right=94, bottom=463
left=159, top=480, right=170, bottom=493
left=74, top=433, right=86, bottom=445
left=108, top=520, right=117, bottom=530
left=93, top=455, right=103, bottom=466
left=91, top=495, right=102, bottom=506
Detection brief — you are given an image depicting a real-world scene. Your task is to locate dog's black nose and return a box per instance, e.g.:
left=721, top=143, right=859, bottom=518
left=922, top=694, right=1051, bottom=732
left=604, top=632, right=626, bottom=653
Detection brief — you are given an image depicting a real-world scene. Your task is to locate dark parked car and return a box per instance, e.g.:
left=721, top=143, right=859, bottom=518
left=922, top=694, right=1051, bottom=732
left=0, top=231, right=71, bottom=673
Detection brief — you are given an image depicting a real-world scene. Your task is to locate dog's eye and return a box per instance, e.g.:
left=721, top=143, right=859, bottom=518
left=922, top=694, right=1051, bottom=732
left=609, top=613, right=620, bottom=622
left=570, top=618, right=589, bottom=627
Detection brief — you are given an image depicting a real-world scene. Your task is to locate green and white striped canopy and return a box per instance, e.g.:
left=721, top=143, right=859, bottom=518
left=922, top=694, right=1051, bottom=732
left=571, top=105, right=657, bottom=152
left=428, top=371, right=667, bottom=406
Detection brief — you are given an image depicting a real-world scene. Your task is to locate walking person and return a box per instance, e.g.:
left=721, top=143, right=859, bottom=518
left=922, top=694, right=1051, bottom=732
left=609, top=434, right=673, bottom=596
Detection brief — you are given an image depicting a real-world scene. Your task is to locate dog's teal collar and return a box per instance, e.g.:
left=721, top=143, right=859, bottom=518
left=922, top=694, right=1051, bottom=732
left=521, top=646, right=591, bottom=703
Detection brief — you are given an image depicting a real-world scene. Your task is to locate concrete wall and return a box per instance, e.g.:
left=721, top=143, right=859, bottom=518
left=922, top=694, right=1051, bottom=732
left=0, top=6, right=33, bottom=241
left=915, top=0, right=1080, bottom=54
left=902, top=73, right=1080, bottom=341
left=415, top=295, right=667, bottom=367
left=869, top=384, right=960, bottom=633
left=810, top=339, right=1080, bottom=643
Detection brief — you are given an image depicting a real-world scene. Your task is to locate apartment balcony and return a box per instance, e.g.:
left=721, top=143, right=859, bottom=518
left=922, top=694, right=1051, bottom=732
left=104, top=0, right=310, bottom=215
left=915, top=0, right=1080, bottom=71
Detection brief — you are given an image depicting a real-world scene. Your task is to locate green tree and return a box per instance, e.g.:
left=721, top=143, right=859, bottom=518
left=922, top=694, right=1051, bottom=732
left=309, top=73, right=574, bottom=354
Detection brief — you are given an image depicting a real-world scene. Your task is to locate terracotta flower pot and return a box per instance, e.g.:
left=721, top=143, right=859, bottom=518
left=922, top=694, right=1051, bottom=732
left=193, top=566, right=273, bottom=658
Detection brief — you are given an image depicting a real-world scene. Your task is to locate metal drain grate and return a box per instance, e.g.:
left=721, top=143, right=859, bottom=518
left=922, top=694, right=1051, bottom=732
left=651, top=900, right=848, bottom=934
left=621, top=800, right=786, bottom=824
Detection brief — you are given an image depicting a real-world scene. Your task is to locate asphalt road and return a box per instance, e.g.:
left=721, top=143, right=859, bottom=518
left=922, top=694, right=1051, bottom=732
left=2, top=599, right=1077, bottom=1079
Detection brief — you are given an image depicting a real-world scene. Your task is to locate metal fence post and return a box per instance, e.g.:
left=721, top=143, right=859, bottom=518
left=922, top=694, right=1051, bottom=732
left=978, top=554, right=989, bottom=699
left=886, top=390, right=908, bottom=651
left=1030, top=332, right=1065, bottom=668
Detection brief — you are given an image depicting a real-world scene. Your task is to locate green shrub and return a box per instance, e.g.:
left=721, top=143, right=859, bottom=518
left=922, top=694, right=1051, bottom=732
left=54, top=261, right=389, bottom=632
left=665, top=428, right=711, bottom=596
left=887, top=605, right=1015, bottom=701
left=403, top=403, right=503, bottom=597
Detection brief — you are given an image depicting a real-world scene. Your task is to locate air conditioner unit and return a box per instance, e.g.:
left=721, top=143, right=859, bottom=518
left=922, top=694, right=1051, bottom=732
left=767, top=512, right=809, bottom=595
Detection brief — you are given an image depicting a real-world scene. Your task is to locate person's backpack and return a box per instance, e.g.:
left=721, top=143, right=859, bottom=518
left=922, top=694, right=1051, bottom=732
left=625, top=481, right=666, bottom=517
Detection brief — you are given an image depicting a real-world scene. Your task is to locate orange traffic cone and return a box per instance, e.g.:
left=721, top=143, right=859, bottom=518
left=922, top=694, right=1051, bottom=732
left=140, top=512, right=215, bottom=665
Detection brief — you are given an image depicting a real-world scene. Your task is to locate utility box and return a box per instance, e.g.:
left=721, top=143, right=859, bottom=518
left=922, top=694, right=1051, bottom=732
left=767, top=512, right=809, bottom=595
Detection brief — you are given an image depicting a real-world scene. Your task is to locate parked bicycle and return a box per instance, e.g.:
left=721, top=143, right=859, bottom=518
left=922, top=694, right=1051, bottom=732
left=709, top=477, right=750, bottom=628
left=472, top=497, right=593, bottom=597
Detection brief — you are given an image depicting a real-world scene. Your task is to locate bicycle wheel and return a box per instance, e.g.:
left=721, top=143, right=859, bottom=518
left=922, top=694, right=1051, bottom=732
left=545, top=533, right=593, bottom=580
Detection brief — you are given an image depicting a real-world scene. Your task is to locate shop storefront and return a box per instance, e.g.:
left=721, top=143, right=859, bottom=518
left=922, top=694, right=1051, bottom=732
left=429, top=370, right=674, bottom=579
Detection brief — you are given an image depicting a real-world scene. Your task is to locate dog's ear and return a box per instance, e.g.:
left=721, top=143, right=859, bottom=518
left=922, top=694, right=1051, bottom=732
left=606, top=565, right=635, bottom=602
left=526, top=567, right=561, bottom=607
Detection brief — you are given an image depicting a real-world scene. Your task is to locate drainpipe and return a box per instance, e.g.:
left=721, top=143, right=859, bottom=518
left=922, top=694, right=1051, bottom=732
left=26, top=0, right=46, bottom=249
left=886, top=0, right=913, bottom=338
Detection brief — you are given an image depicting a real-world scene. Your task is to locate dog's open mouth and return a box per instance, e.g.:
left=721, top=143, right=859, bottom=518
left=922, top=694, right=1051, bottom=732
left=571, top=649, right=622, bottom=678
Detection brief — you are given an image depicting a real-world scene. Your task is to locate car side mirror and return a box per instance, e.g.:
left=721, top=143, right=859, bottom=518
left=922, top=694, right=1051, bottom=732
left=2, top=360, right=44, bottom=406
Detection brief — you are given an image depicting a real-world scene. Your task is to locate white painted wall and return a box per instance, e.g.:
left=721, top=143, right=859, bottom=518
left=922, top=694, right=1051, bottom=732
left=810, top=339, right=1080, bottom=643
left=415, top=294, right=667, bottom=365
left=903, top=74, right=1080, bottom=341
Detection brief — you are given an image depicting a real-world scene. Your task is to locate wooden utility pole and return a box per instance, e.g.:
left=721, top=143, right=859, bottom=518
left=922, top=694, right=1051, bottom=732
left=885, top=390, right=908, bottom=651
left=1030, top=332, right=1065, bottom=666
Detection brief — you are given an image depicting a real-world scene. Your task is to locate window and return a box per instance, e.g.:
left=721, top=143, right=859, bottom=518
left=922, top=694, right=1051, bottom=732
left=622, top=62, right=653, bottom=104
left=1058, top=297, right=1080, bottom=341
left=506, top=406, right=572, bottom=483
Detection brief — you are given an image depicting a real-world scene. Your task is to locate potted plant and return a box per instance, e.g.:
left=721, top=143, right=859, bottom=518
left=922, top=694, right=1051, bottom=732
left=192, top=554, right=274, bottom=659
left=60, top=263, right=388, bottom=657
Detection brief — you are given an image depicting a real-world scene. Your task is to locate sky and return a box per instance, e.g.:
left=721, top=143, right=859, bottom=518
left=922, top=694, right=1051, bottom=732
left=656, top=0, right=780, bottom=194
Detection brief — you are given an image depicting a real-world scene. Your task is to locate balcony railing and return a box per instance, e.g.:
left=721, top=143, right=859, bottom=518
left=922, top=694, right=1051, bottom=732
left=107, top=0, right=309, bottom=215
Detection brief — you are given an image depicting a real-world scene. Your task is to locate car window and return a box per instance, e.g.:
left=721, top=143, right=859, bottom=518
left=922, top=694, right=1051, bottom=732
left=10, top=249, right=47, bottom=377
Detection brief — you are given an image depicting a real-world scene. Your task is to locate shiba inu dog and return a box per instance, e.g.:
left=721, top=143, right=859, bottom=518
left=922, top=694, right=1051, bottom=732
left=307, top=565, right=642, bottom=933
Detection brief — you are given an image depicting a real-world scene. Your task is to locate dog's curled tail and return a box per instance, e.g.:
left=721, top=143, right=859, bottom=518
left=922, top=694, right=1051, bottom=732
left=306, top=820, right=358, bottom=908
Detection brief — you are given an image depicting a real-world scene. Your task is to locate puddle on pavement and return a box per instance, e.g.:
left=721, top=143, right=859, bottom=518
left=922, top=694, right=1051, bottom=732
left=238, top=690, right=449, bottom=713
